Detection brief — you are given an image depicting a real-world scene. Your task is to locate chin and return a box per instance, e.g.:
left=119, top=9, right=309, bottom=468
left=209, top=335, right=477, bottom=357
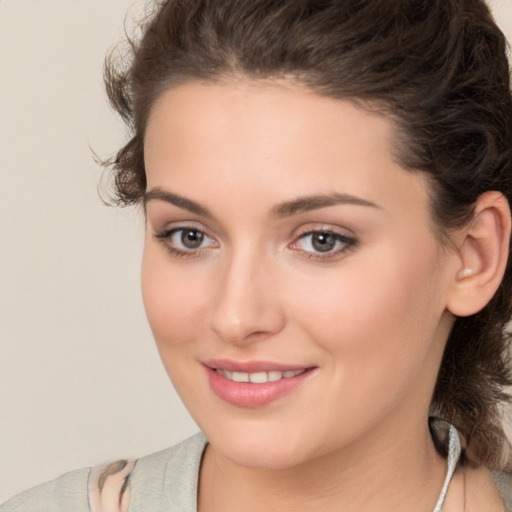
left=202, top=419, right=318, bottom=470
left=222, top=440, right=307, bottom=470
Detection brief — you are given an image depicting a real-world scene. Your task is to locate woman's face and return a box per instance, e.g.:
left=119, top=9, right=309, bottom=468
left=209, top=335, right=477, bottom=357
left=142, top=80, right=457, bottom=469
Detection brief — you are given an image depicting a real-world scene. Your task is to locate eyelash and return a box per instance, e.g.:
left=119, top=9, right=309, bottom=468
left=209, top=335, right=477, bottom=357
left=289, top=229, right=357, bottom=261
left=153, top=227, right=217, bottom=259
left=153, top=226, right=357, bottom=261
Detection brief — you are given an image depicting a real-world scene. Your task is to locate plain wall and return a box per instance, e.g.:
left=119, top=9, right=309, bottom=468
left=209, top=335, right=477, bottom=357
left=0, top=1, right=199, bottom=501
left=0, top=0, right=511, bottom=502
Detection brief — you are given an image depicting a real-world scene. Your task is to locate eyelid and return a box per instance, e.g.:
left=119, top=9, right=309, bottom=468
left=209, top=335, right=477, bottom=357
left=151, top=218, right=214, bottom=238
left=291, top=223, right=356, bottom=242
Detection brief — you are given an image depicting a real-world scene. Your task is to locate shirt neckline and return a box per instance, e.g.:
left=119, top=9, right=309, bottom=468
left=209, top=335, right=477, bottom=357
left=182, top=428, right=463, bottom=512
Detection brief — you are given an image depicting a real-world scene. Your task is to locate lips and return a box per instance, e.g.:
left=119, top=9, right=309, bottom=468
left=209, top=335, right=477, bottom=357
left=203, top=360, right=315, bottom=407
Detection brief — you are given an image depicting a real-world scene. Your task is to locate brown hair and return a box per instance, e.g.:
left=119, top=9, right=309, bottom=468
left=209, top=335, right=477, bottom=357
left=103, top=0, right=512, bottom=468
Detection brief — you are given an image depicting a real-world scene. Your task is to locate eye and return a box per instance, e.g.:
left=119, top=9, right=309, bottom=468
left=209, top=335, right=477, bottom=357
left=173, top=229, right=207, bottom=249
left=291, top=230, right=356, bottom=258
left=154, top=227, right=217, bottom=256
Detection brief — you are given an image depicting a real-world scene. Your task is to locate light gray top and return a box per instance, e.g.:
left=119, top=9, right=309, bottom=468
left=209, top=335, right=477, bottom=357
left=2, top=432, right=511, bottom=511
left=0, top=434, right=206, bottom=512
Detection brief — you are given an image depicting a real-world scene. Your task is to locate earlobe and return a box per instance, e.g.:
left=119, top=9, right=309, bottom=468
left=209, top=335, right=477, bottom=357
left=447, top=192, right=511, bottom=317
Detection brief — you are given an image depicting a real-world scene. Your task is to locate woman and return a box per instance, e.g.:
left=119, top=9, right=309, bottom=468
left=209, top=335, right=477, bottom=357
left=2, top=0, right=512, bottom=510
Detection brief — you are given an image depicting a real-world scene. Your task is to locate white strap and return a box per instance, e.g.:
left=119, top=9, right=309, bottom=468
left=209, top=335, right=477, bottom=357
left=432, top=425, right=462, bottom=512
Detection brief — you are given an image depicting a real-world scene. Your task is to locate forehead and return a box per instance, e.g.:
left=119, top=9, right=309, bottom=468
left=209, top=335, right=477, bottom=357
left=145, top=79, right=394, bottom=161
left=143, top=80, right=432, bottom=224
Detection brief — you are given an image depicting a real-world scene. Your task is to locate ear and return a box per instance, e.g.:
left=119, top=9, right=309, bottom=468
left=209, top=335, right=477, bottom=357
left=447, top=191, right=511, bottom=317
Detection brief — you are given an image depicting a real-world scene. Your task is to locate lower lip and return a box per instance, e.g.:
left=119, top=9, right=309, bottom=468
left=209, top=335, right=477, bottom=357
left=204, top=366, right=314, bottom=408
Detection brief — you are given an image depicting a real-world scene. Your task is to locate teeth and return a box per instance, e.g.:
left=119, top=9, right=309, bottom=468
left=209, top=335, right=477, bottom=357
left=232, top=372, right=250, bottom=383
left=249, top=372, right=268, bottom=384
left=216, top=368, right=306, bottom=383
left=267, top=371, right=282, bottom=382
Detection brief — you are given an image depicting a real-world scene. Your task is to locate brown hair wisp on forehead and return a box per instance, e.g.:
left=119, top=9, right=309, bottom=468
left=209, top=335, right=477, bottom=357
left=103, top=0, right=512, bottom=469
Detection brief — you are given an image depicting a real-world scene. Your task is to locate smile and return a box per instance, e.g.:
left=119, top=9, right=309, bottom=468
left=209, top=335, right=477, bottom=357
left=215, top=369, right=307, bottom=383
left=204, top=362, right=316, bottom=407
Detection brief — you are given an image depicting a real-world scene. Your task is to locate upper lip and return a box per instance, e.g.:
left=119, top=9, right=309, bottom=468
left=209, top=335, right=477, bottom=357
left=203, top=359, right=314, bottom=373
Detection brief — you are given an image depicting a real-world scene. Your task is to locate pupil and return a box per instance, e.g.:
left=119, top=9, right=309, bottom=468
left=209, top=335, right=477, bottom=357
left=181, top=230, right=204, bottom=249
left=312, top=233, right=335, bottom=252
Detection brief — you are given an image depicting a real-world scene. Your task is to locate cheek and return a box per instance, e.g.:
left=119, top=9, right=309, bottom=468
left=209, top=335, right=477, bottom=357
left=141, top=245, right=208, bottom=351
left=289, top=241, right=448, bottom=385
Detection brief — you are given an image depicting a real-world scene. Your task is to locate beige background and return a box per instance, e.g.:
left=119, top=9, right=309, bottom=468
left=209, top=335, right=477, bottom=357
left=0, top=0, right=511, bottom=502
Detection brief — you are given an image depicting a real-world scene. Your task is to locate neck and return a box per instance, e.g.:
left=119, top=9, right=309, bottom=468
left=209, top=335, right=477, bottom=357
left=198, top=414, right=447, bottom=512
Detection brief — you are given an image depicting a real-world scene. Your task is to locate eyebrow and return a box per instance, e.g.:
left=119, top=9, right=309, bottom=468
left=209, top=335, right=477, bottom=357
left=144, top=188, right=378, bottom=218
left=144, top=188, right=213, bottom=217
left=272, top=193, right=379, bottom=218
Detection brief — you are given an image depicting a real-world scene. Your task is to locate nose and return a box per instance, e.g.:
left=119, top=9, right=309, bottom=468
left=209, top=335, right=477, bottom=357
left=209, top=251, right=286, bottom=345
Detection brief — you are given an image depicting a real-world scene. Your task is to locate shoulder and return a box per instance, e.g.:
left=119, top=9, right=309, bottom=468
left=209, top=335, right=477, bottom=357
left=90, top=432, right=207, bottom=511
left=0, top=433, right=207, bottom=512
left=491, top=470, right=512, bottom=512
left=0, top=467, right=91, bottom=512
left=127, top=431, right=207, bottom=511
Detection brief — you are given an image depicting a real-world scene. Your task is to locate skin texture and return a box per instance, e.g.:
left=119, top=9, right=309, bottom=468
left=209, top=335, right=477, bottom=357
left=141, top=81, right=507, bottom=511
